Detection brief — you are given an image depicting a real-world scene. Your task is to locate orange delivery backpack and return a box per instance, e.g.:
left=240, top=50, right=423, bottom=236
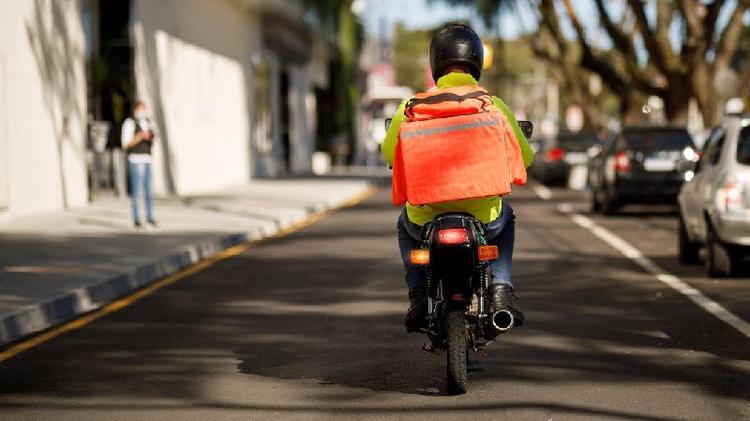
left=391, top=85, right=527, bottom=206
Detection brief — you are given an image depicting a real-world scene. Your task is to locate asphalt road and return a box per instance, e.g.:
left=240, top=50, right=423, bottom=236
left=1, top=185, right=749, bottom=420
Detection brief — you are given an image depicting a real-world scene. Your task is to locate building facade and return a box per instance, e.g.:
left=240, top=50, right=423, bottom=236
left=0, top=0, right=327, bottom=220
left=0, top=0, right=89, bottom=220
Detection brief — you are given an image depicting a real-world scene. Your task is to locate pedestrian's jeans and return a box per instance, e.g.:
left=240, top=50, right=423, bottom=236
left=129, top=162, right=155, bottom=225
left=397, top=201, right=515, bottom=291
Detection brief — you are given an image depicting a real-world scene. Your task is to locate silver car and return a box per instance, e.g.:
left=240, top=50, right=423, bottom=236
left=678, top=113, right=750, bottom=277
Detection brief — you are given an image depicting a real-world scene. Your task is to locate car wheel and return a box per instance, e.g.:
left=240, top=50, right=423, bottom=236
left=678, top=214, right=700, bottom=264
left=601, top=191, right=620, bottom=215
left=590, top=189, right=601, bottom=213
left=705, top=223, right=732, bottom=277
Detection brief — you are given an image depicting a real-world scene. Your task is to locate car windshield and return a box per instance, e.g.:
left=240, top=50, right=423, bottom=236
left=738, top=126, right=750, bottom=166
left=622, top=128, right=693, bottom=151
left=557, top=133, right=598, bottom=152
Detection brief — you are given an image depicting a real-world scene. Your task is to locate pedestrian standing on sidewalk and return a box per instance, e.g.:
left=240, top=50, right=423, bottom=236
left=121, top=100, right=157, bottom=231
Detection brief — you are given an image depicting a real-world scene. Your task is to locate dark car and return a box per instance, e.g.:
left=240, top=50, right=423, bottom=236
left=588, top=126, right=698, bottom=214
left=530, top=131, right=599, bottom=185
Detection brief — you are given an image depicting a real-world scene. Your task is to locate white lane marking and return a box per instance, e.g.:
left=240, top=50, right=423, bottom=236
left=533, top=184, right=552, bottom=201
left=558, top=202, right=573, bottom=214
left=559, top=203, right=750, bottom=339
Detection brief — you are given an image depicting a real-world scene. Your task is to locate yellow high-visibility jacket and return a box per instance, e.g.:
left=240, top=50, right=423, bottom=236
left=382, top=72, right=535, bottom=226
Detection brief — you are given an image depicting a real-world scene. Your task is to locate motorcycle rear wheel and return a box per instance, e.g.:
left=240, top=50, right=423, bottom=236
left=445, top=310, right=468, bottom=395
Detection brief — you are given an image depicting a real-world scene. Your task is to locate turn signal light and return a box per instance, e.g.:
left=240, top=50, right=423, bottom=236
left=410, top=249, right=430, bottom=265
left=438, top=228, right=469, bottom=244
left=478, top=245, right=499, bottom=261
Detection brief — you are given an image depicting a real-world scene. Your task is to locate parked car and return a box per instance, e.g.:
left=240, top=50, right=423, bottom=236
left=678, top=114, right=750, bottom=276
left=588, top=126, right=698, bottom=214
left=530, top=131, right=599, bottom=185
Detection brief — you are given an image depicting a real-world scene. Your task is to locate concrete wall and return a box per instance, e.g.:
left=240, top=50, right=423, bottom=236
left=132, top=0, right=260, bottom=196
left=0, top=0, right=319, bottom=220
left=0, top=0, right=88, bottom=218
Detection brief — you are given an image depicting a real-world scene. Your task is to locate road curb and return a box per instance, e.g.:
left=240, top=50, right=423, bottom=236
left=0, top=185, right=376, bottom=348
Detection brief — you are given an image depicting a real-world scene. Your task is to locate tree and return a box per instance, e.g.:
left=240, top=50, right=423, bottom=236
left=433, top=0, right=517, bottom=27
left=531, top=2, right=622, bottom=127
left=558, top=0, right=749, bottom=125
left=298, top=0, right=364, bottom=158
left=392, top=23, right=432, bottom=91
left=392, top=24, right=538, bottom=95
left=739, top=22, right=750, bottom=99
left=442, top=0, right=750, bottom=126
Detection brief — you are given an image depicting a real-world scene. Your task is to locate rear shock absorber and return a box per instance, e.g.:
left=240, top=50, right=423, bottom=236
left=478, top=263, right=488, bottom=315
left=476, top=223, right=490, bottom=331
left=425, top=269, right=436, bottom=319
left=425, top=266, right=434, bottom=298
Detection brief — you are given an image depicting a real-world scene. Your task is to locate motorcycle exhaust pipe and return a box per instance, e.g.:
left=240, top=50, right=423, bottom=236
left=491, top=310, right=515, bottom=333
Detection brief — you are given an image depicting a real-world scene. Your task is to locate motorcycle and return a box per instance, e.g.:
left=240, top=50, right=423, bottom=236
left=406, top=121, right=533, bottom=395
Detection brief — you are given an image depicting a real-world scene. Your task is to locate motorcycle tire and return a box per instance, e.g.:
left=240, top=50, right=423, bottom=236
left=445, top=310, right=468, bottom=395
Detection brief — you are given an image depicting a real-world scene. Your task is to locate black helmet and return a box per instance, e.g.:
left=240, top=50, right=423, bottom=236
left=429, top=23, right=484, bottom=82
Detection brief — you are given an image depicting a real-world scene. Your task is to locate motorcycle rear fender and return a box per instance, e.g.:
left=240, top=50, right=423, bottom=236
left=426, top=214, right=481, bottom=301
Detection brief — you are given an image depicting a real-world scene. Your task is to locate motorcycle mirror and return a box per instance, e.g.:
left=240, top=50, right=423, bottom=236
left=518, top=120, right=533, bottom=139
left=385, top=118, right=393, bottom=131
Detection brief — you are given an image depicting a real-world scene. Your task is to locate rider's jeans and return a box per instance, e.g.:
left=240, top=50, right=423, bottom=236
left=397, top=201, right=516, bottom=291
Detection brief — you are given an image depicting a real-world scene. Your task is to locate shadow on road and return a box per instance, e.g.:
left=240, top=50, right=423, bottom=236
left=0, top=400, right=688, bottom=421
left=0, top=190, right=748, bottom=418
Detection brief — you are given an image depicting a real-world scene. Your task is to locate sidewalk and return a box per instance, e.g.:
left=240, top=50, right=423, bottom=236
left=0, top=178, right=374, bottom=346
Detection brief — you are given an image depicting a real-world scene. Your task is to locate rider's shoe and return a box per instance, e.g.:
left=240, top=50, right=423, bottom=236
left=488, top=283, right=524, bottom=331
left=404, top=288, right=427, bottom=333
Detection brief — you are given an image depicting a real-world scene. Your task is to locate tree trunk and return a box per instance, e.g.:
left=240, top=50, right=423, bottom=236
left=621, top=95, right=645, bottom=125
left=686, top=61, right=717, bottom=127
left=663, top=75, right=691, bottom=125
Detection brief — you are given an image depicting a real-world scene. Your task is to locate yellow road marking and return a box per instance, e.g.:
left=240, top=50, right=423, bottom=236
left=0, top=186, right=378, bottom=363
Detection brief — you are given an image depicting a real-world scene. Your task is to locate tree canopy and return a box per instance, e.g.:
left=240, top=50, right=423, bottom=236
left=436, top=0, right=750, bottom=125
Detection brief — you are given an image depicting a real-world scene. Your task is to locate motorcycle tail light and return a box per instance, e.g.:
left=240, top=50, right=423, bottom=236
left=478, top=245, right=499, bottom=261
left=614, top=150, right=631, bottom=173
left=544, top=147, right=565, bottom=162
left=438, top=228, right=469, bottom=245
left=410, top=249, right=430, bottom=265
